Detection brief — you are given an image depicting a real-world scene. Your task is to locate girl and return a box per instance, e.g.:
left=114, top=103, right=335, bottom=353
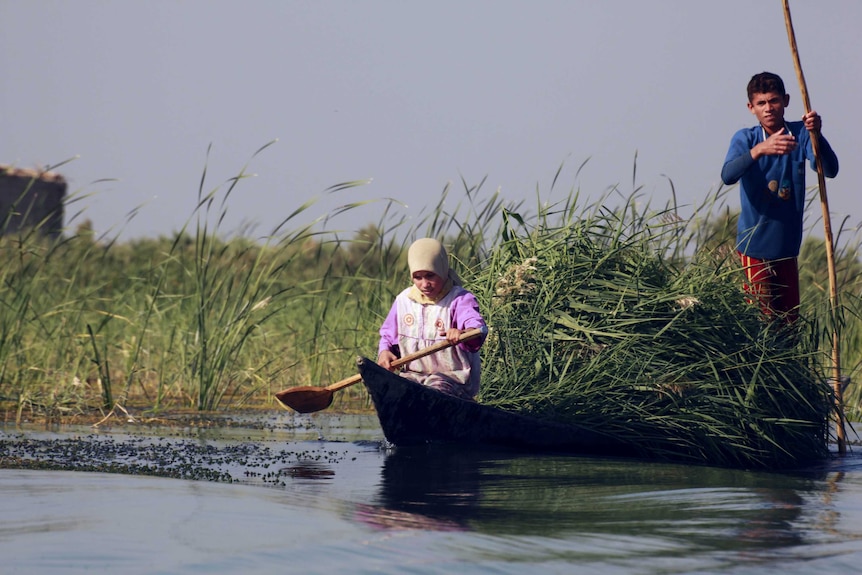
left=377, top=238, right=487, bottom=400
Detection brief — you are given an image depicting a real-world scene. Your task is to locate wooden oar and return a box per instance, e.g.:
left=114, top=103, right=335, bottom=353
left=275, top=327, right=485, bottom=413
left=782, top=0, right=846, bottom=455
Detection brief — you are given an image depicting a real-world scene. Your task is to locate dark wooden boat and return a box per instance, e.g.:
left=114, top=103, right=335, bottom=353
left=356, top=356, right=640, bottom=458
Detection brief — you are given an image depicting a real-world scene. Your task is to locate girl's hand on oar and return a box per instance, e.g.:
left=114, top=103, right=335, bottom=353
left=442, top=328, right=463, bottom=345
left=377, top=349, right=398, bottom=371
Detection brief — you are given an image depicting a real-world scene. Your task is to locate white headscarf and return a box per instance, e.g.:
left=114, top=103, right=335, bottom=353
left=406, top=238, right=462, bottom=302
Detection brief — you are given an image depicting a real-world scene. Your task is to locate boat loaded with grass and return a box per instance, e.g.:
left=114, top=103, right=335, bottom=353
left=279, top=198, right=838, bottom=470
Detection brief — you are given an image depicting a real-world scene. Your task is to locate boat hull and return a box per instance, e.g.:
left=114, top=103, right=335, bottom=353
left=357, top=357, right=639, bottom=457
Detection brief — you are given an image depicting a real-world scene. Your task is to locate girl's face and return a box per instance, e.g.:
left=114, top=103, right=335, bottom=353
left=411, top=270, right=445, bottom=299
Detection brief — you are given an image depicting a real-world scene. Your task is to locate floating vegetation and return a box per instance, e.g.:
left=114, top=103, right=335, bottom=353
left=471, top=202, right=834, bottom=469
left=0, top=433, right=357, bottom=486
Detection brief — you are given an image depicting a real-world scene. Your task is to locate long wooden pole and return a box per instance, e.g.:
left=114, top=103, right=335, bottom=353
left=782, top=0, right=846, bottom=455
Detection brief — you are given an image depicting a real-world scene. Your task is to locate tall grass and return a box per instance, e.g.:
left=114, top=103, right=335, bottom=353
left=0, top=149, right=379, bottom=416
left=0, top=154, right=859, bottom=463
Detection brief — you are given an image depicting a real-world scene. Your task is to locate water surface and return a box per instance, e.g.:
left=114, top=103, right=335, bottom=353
left=2, top=413, right=861, bottom=574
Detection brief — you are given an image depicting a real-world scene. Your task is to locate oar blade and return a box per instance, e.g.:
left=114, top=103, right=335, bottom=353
left=275, top=386, right=335, bottom=414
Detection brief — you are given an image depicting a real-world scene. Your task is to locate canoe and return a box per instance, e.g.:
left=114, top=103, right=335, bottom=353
left=356, top=356, right=640, bottom=458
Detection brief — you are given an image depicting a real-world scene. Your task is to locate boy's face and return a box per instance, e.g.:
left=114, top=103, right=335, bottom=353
left=412, top=270, right=445, bottom=299
left=747, top=91, right=790, bottom=133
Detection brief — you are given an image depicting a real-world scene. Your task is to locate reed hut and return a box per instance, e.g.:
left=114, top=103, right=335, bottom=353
left=0, top=165, right=67, bottom=239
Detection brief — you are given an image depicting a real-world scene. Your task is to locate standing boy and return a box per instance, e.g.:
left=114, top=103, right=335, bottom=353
left=721, top=71, right=839, bottom=321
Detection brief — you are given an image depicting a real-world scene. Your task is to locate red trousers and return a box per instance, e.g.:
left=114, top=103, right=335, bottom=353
left=738, top=252, right=800, bottom=322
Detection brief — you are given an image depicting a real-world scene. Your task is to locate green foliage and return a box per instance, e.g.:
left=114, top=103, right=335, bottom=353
left=470, top=196, right=833, bottom=469
left=0, top=154, right=856, bottom=470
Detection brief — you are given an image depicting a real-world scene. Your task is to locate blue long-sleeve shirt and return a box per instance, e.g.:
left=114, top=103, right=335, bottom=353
left=721, top=121, right=839, bottom=259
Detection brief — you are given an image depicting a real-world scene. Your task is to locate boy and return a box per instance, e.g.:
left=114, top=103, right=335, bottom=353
left=377, top=238, right=487, bottom=400
left=721, top=71, right=839, bottom=322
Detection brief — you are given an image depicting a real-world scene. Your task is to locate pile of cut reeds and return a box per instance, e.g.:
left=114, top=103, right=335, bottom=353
left=471, top=208, right=833, bottom=469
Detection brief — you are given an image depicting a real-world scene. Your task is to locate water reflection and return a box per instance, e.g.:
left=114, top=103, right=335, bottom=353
left=356, top=445, right=484, bottom=531
left=281, top=461, right=336, bottom=480
left=354, top=443, right=845, bottom=557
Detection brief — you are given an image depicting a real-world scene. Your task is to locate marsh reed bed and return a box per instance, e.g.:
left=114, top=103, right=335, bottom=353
left=1, top=163, right=860, bottom=468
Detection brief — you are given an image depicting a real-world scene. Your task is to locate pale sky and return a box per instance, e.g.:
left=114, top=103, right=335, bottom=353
left=2, top=0, right=860, bottom=242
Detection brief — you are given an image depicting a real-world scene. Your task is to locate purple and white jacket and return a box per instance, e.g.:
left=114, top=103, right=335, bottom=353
left=378, top=285, right=486, bottom=399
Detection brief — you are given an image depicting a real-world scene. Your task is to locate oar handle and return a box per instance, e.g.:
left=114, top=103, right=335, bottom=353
left=325, top=326, right=486, bottom=393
